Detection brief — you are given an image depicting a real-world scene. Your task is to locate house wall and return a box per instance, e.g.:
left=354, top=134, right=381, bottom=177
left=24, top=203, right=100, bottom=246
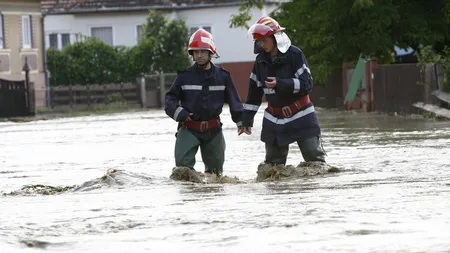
left=0, top=0, right=46, bottom=107
left=43, top=4, right=284, bottom=107
left=44, top=12, right=151, bottom=47
left=219, top=61, right=254, bottom=101
left=44, top=5, right=276, bottom=64
left=176, top=6, right=275, bottom=64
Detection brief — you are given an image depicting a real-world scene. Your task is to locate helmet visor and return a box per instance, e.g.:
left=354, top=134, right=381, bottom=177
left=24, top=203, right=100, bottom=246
left=247, top=23, right=274, bottom=40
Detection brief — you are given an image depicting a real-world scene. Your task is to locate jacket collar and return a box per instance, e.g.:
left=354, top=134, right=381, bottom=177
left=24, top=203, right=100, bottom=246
left=192, top=62, right=216, bottom=74
left=258, top=50, right=289, bottom=66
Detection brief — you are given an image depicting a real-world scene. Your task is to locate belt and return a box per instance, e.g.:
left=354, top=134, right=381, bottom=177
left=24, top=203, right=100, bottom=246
left=267, top=95, right=310, bottom=118
left=183, top=119, right=221, bottom=132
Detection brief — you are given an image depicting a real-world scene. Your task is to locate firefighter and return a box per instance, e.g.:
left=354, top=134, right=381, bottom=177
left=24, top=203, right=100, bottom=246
left=165, top=28, right=244, bottom=176
left=239, top=16, right=326, bottom=165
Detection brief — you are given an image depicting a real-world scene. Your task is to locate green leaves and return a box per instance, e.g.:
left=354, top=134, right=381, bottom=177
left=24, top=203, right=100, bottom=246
left=415, top=44, right=450, bottom=92
left=352, top=0, right=374, bottom=9
left=231, top=0, right=450, bottom=83
left=229, top=0, right=266, bottom=29
left=47, top=10, right=191, bottom=86
left=47, top=37, right=121, bottom=86
left=144, top=11, right=191, bottom=73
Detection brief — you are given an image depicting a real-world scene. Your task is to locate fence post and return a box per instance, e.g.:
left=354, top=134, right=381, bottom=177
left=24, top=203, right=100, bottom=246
left=50, top=86, right=54, bottom=109
left=423, top=64, right=433, bottom=105
left=69, top=84, right=73, bottom=108
left=103, top=83, right=108, bottom=105
left=86, top=84, right=91, bottom=109
left=159, top=72, right=165, bottom=108
left=140, top=76, right=146, bottom=108
left=22, top=56, right=31, bottom=114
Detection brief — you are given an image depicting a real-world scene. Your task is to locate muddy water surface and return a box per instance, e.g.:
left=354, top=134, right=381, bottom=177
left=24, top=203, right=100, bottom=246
left=1, top=106, right=450, bottom=252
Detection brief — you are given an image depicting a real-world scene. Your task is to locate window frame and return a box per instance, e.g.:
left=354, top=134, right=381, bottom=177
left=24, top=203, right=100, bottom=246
left=0, top=14, right=4, bottom=49
left=135, top=24, right=144, bottom=44
left=21, top=15, right=32, bottom=49
left=89, top=25, right=115, bottom=46
left=189, top=25, right=212, bottom=35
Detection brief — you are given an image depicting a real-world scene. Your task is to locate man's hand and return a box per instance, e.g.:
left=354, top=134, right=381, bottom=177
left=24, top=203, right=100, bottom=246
left=265, top=77, right=277, bottom=88
left=238, top=126, right=252, bottom=135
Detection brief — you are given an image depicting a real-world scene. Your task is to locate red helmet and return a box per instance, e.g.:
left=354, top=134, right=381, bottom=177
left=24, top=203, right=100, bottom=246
left=248, top=16, right=285, bottom=40
left=188, top=28, right=219, bottom=58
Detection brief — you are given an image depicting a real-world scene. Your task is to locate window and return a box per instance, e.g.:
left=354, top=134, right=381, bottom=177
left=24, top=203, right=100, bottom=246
left=190, top=25, right=211, bottom=35
left=61, top=33, right=70, bottom=47
left=22, top=15, right=32, bottom=49
left=0, top=15, right=4, bottom=49
left=49, top=33, right=58, bottom=48
left=48, top=33, right=71, bottom=49
left=90, top=26, right=113, bottom=46
left=136, top=25, right=144, bottom=43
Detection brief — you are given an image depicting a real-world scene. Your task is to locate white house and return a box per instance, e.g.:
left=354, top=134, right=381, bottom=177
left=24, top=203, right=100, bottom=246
left=41, top=0, right=289, bottom=101
left=41, top=0, right=287, bottom=65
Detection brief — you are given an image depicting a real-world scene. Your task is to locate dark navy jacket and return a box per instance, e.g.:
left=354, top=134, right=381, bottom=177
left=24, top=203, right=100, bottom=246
left=242, top=45, right=321, bottom=146
left=165, top=63, right=243, bottom=140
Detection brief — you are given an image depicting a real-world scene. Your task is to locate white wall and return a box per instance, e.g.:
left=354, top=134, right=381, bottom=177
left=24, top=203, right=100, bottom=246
left=177, top=5, right=278, bottom=64
left=44, top=12, right=150, bottom=47
left=44, top=5, right=280, bottom=63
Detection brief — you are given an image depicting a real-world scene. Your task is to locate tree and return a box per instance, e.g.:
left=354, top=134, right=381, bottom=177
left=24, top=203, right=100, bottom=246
left=229, top=0, right=375, bottom=29
left=62, top=37, right=119, bottom=85
left=46, top=10, right=192, bottom=86
left=141, top=10, right=191, bottom=73
left=230, top=0, right=450, bottom=83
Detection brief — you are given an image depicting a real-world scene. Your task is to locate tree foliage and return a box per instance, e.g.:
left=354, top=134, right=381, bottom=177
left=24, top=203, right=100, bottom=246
left=47, top=10, right=191, bottom=86
left=230, top=0, right=450, bottom=83
left=142, top=11, right=191, bottom=73
left=415, top=45, right=450, bottom=92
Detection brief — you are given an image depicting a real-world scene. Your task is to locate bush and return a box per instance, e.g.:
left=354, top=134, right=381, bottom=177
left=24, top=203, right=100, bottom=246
left=47, top=48, right=70, bottom=86
left=415, top=44, right=450, bottom=92
left=47, top=11, right=191, bottom=86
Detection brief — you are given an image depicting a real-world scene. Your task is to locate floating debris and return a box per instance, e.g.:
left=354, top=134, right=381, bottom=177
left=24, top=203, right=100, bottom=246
left=20, top=239, right=52, bottom=249
left=3, top=168, right=152, bottom=196
left=3, top=185, right=76, bottom=196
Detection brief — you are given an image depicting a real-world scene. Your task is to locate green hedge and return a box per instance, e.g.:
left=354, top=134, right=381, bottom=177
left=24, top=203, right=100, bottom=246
left=415, top=45, right=450, bottom=92
left=47, top=11, right=191, bottom=86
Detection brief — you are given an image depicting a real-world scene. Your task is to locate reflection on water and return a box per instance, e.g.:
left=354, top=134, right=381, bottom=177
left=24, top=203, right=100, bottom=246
left=1, top=106, right=450, bottom=252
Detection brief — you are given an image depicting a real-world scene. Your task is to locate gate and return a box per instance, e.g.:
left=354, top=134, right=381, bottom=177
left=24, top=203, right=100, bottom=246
left=372, top=64, right=424, bottom=114
left=0, top=62, right=35, bottom=118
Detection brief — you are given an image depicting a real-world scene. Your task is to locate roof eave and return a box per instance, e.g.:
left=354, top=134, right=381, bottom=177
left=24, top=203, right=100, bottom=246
left=43, top=2, right=249, bottom=15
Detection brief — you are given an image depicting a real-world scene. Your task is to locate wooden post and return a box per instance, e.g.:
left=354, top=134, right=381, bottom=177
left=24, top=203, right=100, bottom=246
left=69, top=84, right=73, bottom=108
left=342, top=61, right=350, bottom=110
left=362, top=59, right=377, bottom=112
left=50, top=86, right=54, bottom=109
left=423, top=64, right=433, bottom=105
left=86, top=84, right=91, bottom=108
left=120, top=82, right=124, bottom=100
left=159, top=73, right=165, bottom=108
left=140, top=76, right=146, bottom=108
left=103, top=83, right=107, bottom=105
left=22, top=56, right=30, bottom=113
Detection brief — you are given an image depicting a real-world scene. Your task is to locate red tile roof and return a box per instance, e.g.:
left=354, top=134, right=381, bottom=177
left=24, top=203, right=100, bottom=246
left=41, top=0, right=244, bottom=14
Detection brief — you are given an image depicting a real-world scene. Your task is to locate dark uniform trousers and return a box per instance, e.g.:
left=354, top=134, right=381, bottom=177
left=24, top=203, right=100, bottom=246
left=264, top=136, right=326, bottom=165
left=174, top=127, right=226, bottom=176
